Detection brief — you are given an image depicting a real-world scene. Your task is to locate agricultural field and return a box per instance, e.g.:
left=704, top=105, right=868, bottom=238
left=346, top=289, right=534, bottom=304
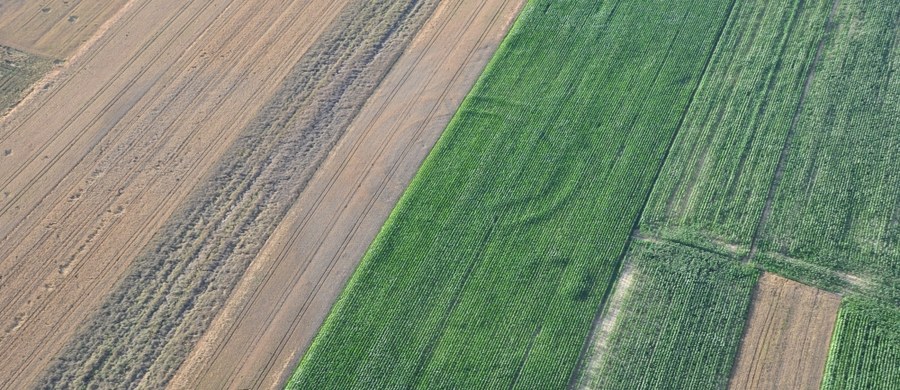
left=287, top=0, right=736, bottom=388
left=37, top=1, right=444, bottom=388
left=759, top=0, right=900, bottom=303
left=0, top=0, right=359, bottom=386
left=640, top=0, right=835, bottom=255
left=0, top=0, right=895, bottom=387
left=729, top=272, right=841, bottom=389
left=575, top=240, right=758, bottom=390
left=823, top=297, right=900, bottom=389
left=0, top=46, right=52, bottom=114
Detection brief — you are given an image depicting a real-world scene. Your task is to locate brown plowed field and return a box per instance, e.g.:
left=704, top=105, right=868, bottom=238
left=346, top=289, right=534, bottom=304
left=0, top=0, right=352, bottom=387
left=729, top=273, right=841, bottom=390
left=167, top=0, right=526, bottom=388
left=0, top=0, right=131, bottom=59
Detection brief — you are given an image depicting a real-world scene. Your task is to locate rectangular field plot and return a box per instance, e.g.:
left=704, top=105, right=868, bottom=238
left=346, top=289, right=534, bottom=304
left=577, top=240, right=757, bottom=390
left=729, top=272, right=840, bottom=389
left=640, top=0, right=834, bottom=254
left=287, top=0, right=735, bottom=388
left=822, top=297, right=900, bottom=389
left=759, top=0, right=900, bottom=303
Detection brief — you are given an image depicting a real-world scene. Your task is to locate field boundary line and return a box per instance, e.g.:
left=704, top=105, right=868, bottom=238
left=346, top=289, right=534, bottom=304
left=188, top=1, right=467, bottom=386
left=566, top=0, right=739, bottom=386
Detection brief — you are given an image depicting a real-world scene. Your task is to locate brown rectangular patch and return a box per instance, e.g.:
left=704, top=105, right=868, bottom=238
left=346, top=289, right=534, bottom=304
left=729, top=272, right=841, bottom=389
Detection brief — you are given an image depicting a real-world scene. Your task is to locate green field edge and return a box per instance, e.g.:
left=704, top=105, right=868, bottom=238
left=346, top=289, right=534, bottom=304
left=287, top=0, right=740, bottom=388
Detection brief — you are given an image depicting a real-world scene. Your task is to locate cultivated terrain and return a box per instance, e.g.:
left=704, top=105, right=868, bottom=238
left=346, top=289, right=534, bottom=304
left=0, top=0, right=896, bottom=389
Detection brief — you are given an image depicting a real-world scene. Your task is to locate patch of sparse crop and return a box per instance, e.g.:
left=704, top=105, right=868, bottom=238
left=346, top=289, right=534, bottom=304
left=0, top=45, right=52, bottom=114
left=822, top=296, right=900, bottom=389
left=287, top=0, right=736, bottom=388
left=576, top=240, right=757, bottom=390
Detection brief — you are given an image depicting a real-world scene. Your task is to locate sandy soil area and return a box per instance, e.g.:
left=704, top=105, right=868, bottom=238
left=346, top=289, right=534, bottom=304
left=0, top=0, right=131, bottom=58
left=167, top=0, right=526, bottom=388
left=0, top=0, right=349, bottom=387
left=729, top=272, right=841, bottom=389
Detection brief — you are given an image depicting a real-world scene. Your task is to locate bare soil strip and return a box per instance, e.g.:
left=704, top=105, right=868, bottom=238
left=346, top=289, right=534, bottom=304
left=0, top=0, right=131, bottom=58
left=0, top=0, right=352, bottom=387
left=729, top=272, right=841, bottom=390
left=575, top=263, right=636, bottom=390
left=167, top=0, right=526, bottom=388
left=39, top=1, right=443, bottom=388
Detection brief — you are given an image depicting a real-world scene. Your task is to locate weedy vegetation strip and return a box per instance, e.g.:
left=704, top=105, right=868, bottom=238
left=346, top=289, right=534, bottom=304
left=576, top=240, right=757, bottom=390
left=0, top=46, right=52, bottom=114
left=37, top=0, right=439, bottom=388
left=822, top=297, right=900, bottom=389
left=288, top=0, right=736, bottom=388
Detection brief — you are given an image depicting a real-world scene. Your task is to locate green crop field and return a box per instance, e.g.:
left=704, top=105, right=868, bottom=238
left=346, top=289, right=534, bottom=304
left=822, top=297, right=900, bottom=389
left=640, top=0, right=834, bottom=255
left=576, top=240, right=757, bottom=390
left=287, top=0, right=736, bottom=388
left=285, top=0, right=898, bottom=388
left=760, top=0, right=900, bottom=303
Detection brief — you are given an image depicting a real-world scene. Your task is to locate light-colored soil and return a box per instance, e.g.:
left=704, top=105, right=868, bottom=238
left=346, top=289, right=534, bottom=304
left=0, top=0, right=131, bottom=58
left=0, top=0, right=351, bottom=387
left=40, top=1, right=443, bottom=388
left=167, top=0, right=526, bottom=388
left=576, top=263, right=636, bottom=390
left=729, top=272, right=841, bottom=390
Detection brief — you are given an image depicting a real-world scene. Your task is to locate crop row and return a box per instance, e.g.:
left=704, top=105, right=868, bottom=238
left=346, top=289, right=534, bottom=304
left=760, top=0, right=900, bottom=302
left=287, top=0, right=735, bottom=388
left=576, top=240, right=757, bottom=389
left=641, top=0, right=834, bottom=254
left=822, top=297, right=900, bottom=389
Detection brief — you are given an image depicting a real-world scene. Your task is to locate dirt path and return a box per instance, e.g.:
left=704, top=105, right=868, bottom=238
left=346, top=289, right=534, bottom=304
left=729, top=272, right=841, bottom=390
left=167, top=0, right=526, bottom=388
left=576, top=263, right=636, bottom=389
left=0, top=0, right=131, bottom=59
left=0, top=0, right=351, bottom=387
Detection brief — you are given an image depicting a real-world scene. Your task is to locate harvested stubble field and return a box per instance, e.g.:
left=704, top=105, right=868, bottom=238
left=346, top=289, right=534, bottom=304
left=0, top=0, right=354, bottom=386
left=729, top=272, right=841, bottom=389
left=39, top=1, right=445, bottom=388
left=0, top=0, right=130, bottom=58
left=0, top=0, right=522, bottom=388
